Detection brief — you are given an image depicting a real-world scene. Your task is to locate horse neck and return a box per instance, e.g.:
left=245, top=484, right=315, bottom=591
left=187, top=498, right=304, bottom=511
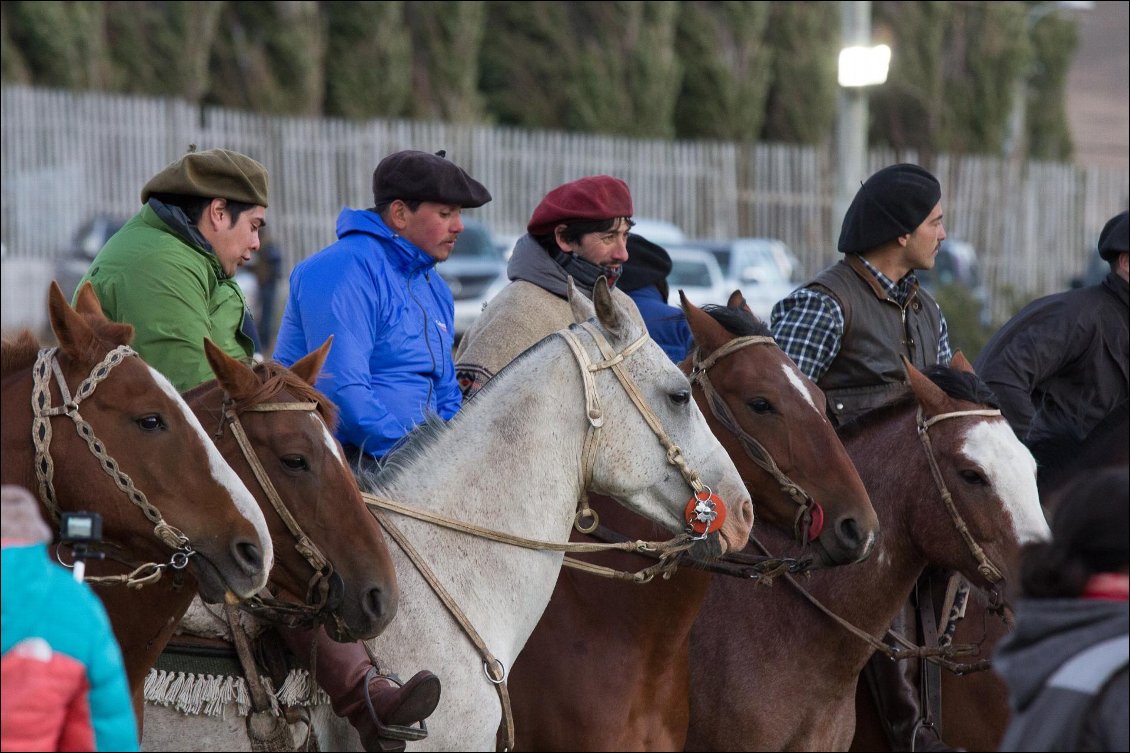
left=374, top=348, right=588, bottom=661
left=95, top=574, right=198, bottom=693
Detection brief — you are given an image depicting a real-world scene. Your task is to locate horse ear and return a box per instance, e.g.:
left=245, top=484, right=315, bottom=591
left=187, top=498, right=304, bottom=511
left=592, top=277, right=627, bottom=339
left=73, top=282, right=105, bottom=317
left=902, top=355, right=950, bottom=416
left=726, top=289, right=753, bottom=316
left=204, top=338, right=260, bottom=400
left=290, top=336, right=332, bottom=386
left=950, top=350, right=976, bottom=375
left=567, top=276, right=595, bottom=324
left=681, top=291, right=729, bottom=357
left=49, top=280, right=101, bottom=358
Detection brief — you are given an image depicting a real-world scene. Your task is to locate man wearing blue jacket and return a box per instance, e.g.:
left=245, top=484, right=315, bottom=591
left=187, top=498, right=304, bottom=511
left=272, top=149, right=490, bottom=751
left=275, top=149, right=491, bottom=463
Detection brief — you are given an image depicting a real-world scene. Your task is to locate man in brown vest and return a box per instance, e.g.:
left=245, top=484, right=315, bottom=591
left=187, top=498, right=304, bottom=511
left=772, top=163, right=957, bottom=751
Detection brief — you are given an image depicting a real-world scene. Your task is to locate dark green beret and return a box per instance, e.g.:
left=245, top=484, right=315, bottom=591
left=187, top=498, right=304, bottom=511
left=141, top=148, right=269, bottom=207
left=372, top=149, right=491, bottom=209
left=1097, top=210, right=1128, bottom=260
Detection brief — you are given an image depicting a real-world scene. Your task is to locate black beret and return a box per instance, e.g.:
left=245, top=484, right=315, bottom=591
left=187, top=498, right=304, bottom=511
left=838, top=164, right=941, bottom=254
left=619, top=234, right=672, bottom=292
left=1049, top=468, right=1128, bottom=573
left=372, top=149, right=491, bottom=209
left=141, top=147, right=269, bottom=207
left=1097, top=210, right=1129, bottom=260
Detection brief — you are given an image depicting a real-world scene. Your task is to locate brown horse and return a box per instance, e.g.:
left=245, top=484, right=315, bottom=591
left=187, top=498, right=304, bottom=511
left=1, top=281, right=272, bottom=612
left=850, top=398, right=1130, bottom=752
left=92, top=336, right=400, bottom=711
left=685, top=357, right=1050, bottom=751
left=508, top=293, right=879, bottom=751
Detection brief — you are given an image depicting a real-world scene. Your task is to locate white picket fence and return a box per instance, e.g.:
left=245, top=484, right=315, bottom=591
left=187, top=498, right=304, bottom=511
left=3, top=83, right=1127, bottom=332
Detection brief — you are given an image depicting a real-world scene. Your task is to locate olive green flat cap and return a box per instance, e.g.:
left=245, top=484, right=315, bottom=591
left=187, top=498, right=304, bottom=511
left=141, top=147, right=269, bottom=207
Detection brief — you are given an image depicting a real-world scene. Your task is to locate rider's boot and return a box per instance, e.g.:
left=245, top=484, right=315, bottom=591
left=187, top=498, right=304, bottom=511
left=279, top=626, right=441, bottom=752
left=861, top=597, right=963, bottom=752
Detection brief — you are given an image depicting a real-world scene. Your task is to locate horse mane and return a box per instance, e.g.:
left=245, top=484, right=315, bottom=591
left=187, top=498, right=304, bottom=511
left=700, top=304, right=773, bottom=338
left=837, top=365, right=999, bottom=440
left=1, top=330, right=41, bottom=376
left=183, top=359, right=340, bottom=430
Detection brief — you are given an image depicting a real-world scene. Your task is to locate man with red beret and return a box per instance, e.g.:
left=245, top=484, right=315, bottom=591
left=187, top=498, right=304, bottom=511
left=454, top=174, right=644, bottom=398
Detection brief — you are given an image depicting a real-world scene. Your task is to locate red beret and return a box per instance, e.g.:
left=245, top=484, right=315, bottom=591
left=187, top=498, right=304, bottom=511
left=527, top=175, right=633, bottom=236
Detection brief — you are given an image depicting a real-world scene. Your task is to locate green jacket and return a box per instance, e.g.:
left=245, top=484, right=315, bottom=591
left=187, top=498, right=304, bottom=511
left=76, top=203, right=254, bottom=392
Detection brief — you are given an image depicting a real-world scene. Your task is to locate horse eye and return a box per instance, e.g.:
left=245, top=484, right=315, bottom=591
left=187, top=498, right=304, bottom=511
left=282, top=455, right=309, bottom=472
left=670, top=390, right=691, bottom=406
left=959, top=469, right=988, bottom=486
left=136, top=414, right=166, bottom=431
left=746, top=398, right=772, bottom=415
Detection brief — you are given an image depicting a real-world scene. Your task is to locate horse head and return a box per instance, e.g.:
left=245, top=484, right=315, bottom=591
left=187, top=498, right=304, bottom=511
left=680, top=290, right=878, bottom=567
left=192, top=337, right=399, bottom=642
left=0, top=281, right=272, bottom=604
left=900, top=354, right=1049, bottom=598
left=564, top=278, right=754, bottom=556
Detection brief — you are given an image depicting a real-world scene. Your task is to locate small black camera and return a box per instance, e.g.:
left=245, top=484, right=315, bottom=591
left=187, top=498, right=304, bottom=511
left=60, top=511, right=103, bottom=544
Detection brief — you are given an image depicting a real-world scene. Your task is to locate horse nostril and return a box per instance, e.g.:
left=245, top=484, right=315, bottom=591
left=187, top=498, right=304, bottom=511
left=363, top=586, right=392, bottom=625
left=232, top=540, right=263, bottom=575
left=837, top=517, right=862, bottom=548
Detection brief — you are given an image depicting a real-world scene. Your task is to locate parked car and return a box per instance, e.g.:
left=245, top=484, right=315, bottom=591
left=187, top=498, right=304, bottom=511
left=916, top=239, right=992, bottom=327
left=436, top=217, right=507, bottom=339
left=630, top=217, right=688, bottom=247
left=667, top=247, right=729, bottom=307
left=678, top=238, right=799, bottom=321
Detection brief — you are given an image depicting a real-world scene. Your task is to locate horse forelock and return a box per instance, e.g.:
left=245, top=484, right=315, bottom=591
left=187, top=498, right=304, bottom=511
left=255, top=361, right=339, bottom=431
left=922, top=365, right=999, bottom=408
left=701, top=304, right=772, bottom=338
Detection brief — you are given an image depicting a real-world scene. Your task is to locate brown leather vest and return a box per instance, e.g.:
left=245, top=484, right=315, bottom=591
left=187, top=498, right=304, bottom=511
left=807, top=255, right=943, bottom=425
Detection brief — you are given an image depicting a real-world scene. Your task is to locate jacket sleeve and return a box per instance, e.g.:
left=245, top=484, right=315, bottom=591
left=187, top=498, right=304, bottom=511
left=81, top=597, right=139, bottom=751
left=975, top=297, right=1081, bottom=441
left=289, top=255, right=412, bottom=457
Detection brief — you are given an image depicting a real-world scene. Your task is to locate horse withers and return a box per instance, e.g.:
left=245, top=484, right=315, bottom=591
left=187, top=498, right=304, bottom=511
left=686, top=355, right=1049, bottom=751
left=306, top=278, right=754, bottom=752
left=507, top=291, right=879, bottom=751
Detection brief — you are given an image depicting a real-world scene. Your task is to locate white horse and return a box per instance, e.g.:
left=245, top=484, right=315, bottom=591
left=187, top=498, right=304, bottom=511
left=143, top=280, right=754, bottom=751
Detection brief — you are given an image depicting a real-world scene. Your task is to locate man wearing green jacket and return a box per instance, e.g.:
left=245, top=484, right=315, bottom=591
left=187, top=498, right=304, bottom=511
left=76, top=146, right=267, bottom=392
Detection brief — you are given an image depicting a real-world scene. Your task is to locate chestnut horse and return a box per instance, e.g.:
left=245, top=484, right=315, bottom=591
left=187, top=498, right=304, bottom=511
left=1, top=282, right=273, bottom=696
left=507, top=292, right=879, bottom=751
left=685, top=357, right=1050, bottom=751
left=1, top=282, right=272, bottom=615
left=850, top=398, right=1130, bottom=752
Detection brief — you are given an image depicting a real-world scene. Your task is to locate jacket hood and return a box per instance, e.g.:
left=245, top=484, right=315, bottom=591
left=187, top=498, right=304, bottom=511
left=336, top=208, right=438, bottom=277
left=994, top=597, right=1129, bottom=710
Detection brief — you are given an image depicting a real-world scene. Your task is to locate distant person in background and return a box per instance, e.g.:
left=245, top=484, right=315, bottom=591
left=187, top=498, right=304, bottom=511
left=254, top=228, right=284, bottom=353
left=1, top=485, right=139, bottom=752
left=76, top=146, right=267, bottom=391
left=975, top=210, right=1129, bottom=470
left=618, top=233, right=694, bottom=364
left=993, top=468, right=1128, bottom=752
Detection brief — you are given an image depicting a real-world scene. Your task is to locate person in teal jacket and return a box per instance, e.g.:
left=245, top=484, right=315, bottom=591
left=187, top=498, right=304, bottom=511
left=1, top=485, right=139, bottom=752
left=76, top=146, right=268, bottom=392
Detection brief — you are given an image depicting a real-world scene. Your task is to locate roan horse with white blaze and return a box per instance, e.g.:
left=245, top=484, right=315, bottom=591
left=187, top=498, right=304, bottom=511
left=0, top=282, right=274, bottom=697
left=307, top=279, right=755, bottom=751
left=685, top=356, right=1049, bottom=751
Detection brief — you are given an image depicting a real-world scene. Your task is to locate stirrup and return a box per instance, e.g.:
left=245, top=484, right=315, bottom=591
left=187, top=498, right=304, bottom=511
left=362, top=666, right=430, bottom=743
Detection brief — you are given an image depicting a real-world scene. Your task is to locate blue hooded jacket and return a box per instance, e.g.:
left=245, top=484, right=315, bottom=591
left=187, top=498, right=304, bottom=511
left=274, top=208, right=461, bottom=458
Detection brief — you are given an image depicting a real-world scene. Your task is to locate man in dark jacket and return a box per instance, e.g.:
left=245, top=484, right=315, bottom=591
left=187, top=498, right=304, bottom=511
left=771, top=163, right=956, bottom=751
left=975, top=210, right=1129, bottom=471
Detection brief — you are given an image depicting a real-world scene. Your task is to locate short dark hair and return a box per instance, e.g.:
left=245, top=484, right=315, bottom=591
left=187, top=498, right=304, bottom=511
left=149, top=193, right=257, bottom=226
left=374, top=198, right=424, bottom=220
left=533, top=216, right=634, bottom=253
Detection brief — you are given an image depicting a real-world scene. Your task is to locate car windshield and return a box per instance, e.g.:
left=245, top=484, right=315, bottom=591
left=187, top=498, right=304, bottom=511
left=451, top=220, right=497, bottom=259
left=670, top=260, right=713, bottom=287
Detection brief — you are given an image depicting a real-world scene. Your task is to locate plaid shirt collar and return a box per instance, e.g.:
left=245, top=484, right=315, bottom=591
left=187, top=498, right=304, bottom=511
left=857, top=255, right=918, bottom=305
